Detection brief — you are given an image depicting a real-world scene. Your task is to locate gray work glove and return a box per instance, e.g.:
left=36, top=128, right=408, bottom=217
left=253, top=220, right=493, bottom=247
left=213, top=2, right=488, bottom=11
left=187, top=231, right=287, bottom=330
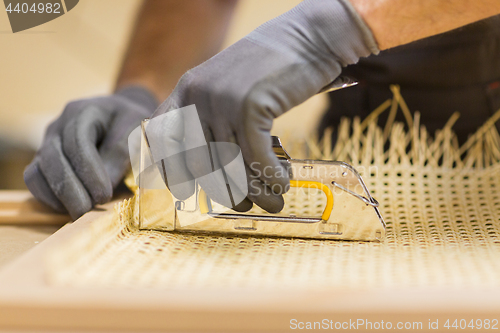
left=151, top=0, right=379, bottom=213
left=24, top=86, right=158, bottom=219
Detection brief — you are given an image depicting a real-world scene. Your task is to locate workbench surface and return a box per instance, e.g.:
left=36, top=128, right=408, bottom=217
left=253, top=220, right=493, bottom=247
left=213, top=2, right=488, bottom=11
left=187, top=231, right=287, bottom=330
left=0, top=190, right=70, bottom=268
left=0, top=225, right=60, bottom=268
left=1, top=190, right=500, bottom=332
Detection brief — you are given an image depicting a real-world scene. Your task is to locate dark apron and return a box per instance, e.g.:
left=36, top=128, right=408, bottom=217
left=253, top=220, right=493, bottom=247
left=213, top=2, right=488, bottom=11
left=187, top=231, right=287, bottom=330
left=320, top=15, right=500, bottom=144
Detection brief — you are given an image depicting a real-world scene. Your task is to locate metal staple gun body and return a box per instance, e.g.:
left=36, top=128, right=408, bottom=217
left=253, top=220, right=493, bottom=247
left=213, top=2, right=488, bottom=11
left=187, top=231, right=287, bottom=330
left=138, top=129, right=386, bottom=241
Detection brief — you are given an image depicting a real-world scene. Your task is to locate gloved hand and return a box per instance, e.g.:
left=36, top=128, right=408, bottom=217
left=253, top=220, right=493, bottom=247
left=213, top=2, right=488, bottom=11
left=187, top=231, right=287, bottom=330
left=150, top=0, right=379, bottom=213
left=24, top=86, right=158, bottom=219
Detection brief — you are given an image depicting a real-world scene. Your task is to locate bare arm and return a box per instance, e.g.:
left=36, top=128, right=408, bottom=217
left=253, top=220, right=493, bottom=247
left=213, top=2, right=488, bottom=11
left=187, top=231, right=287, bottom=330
left=116, top=0, right=237, bottom=100
left=351, top=0, right=500, bottom=50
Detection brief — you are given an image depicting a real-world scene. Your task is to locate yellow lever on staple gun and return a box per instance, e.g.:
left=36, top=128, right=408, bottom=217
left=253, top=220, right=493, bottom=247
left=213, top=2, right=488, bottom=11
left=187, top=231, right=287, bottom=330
left=289, top=180, right=333, bottom=221
left=199, top=180, right=334, bottom=221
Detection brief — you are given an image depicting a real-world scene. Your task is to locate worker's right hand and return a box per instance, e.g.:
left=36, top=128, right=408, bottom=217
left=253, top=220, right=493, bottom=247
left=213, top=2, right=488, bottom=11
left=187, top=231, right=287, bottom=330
left=146, top=0, right=379, bottom=214
left=24, top=86, right=158, bottom=220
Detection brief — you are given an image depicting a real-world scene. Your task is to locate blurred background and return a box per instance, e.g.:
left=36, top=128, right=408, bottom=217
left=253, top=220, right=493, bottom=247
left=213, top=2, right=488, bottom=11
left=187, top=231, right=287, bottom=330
left=0, top=0, right=327, bottom=189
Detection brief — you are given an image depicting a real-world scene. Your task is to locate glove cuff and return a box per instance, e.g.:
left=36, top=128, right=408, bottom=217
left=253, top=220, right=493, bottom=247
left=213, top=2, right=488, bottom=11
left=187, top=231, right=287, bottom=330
left=251, top=0, right=380, bottom=67
left=337, top=0, right=380, bottom=56
left=115, top=85, right=159, bottom=114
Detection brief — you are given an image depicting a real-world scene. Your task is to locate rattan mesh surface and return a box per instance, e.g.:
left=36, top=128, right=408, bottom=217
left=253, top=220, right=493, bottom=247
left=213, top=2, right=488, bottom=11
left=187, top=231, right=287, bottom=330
left=45, top=86, right=500, bottom=290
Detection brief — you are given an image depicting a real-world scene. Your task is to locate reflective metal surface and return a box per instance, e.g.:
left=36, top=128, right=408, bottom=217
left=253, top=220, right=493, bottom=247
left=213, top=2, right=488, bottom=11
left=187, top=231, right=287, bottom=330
left=138, top=121, right=385, bottom=241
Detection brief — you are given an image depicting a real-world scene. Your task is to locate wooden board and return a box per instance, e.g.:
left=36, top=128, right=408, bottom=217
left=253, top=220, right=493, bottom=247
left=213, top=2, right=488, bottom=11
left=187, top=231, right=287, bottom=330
left=0, top=190, right=70, bottom=225
left=1, top=198, right=500, bottom=332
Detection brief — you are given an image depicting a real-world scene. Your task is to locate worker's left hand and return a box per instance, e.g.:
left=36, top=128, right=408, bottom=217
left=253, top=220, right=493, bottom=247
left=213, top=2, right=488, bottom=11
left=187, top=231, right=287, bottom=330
left=24, top=86, right=158, bottom=219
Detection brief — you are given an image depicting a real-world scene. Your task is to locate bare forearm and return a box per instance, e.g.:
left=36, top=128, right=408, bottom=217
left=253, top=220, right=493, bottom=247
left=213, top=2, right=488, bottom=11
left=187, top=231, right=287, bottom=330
left=116, top=0, right=237, bottom=100
left=351, top=0, right=500, bottom=50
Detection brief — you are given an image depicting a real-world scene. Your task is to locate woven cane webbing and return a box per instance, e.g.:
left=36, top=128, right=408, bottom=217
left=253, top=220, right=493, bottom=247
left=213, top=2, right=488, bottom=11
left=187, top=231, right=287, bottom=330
left=45, top=86, right=500, bottom=290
